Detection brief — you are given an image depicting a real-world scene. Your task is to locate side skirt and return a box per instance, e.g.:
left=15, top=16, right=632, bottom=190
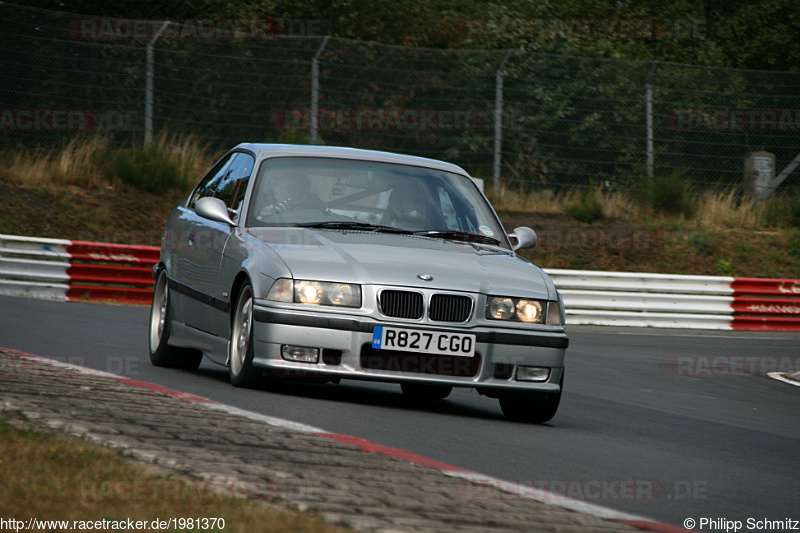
left=169, top=321, right=229, bottom=366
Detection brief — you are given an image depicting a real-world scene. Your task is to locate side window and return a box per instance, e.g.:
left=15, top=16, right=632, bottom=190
left=215, top=153, right=255, bottom=219
left=188, top=152, right=255, bottom=222
left=189, top=153, right=235, bottom=209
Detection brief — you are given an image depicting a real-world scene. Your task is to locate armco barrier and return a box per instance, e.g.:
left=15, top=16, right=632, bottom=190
left=730, top=278, right=800, bottom=332
left=545, top=269, right=735, bottom=330
left=1, top=234, right=799, bottom=331
left=0, top=234, right=158, bottom=304
left=546, top=269, right=800, bottom=332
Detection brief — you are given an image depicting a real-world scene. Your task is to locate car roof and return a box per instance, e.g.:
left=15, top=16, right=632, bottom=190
left=232, top=143, right=470, bottom=177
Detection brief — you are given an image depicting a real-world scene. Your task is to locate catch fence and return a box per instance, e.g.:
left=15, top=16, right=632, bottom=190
left=2, top=3, right=800, bottom=194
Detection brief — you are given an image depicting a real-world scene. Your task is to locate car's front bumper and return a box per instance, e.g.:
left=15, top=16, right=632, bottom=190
left=251, top=304, right=567, bottom=393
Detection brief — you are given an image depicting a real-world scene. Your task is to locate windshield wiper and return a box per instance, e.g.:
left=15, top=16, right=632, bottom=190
left=296, top=221, right=412, bottom=234
left=413, top=230, right=502, bottom=246
left=297, top=222, right=501, bottom=245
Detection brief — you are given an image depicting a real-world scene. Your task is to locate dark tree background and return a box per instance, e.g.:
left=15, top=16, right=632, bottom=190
left=15, top=0, right=800, bottom=72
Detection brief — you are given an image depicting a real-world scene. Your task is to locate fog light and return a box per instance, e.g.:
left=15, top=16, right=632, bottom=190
left=516, top=366, right=550, bottom=382
left=281, top=345, right=319, bottom=363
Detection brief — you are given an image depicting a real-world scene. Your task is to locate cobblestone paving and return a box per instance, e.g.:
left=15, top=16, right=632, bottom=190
left=0, top=350, right=647, bottom=532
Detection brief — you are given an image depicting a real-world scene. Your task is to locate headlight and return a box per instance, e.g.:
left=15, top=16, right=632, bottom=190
left=267, top=278, right=361, bottom=308
left=516, top=299, right=543, bottom=323
left=486, top=296, right=558, bottom=324
left=487, top=297, right=515, bottom=320
left=296, top=281, right=322, bottom=304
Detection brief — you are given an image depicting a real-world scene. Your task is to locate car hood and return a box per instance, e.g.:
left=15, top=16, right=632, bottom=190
left=246, top=228, right=554, bottom=299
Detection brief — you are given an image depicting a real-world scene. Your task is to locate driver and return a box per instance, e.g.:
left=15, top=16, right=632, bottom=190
left=257, top=171, right=322, bottom=220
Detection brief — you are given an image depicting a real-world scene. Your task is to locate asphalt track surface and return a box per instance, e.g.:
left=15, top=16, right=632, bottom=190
left=1, top=294, right=798, bottom=529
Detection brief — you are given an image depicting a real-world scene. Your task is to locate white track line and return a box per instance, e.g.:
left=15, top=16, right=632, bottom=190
left=767, top=372, right=800, bottom=387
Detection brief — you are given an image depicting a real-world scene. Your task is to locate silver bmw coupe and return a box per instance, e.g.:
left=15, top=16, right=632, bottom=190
left=149, top=144, right=567, bottom=422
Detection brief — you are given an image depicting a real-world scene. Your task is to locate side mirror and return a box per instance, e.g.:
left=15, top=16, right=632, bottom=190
left=195, top=197, right=235, bottom=226
left=509, top=226, right=537, bottom=251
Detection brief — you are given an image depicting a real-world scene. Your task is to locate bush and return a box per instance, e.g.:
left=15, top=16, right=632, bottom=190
left=565, top=188, right=603, bottom=223
left=101, top=143, right=190, bottom=194
left=647, top=172, right=695, bottom=218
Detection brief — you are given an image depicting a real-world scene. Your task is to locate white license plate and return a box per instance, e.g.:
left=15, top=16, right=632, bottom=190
left=371, top=326, right=475, bottom=357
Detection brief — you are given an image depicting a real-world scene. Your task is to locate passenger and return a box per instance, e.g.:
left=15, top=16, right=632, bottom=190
left=382, top=185, right=433, bottom=229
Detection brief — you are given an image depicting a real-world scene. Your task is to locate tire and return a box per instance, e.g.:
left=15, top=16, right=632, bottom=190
left=149, top=270, right=203, bottom=371
left=400, top=382, right=453, bottom=400
left=229, top=282, right=261, bottom=388
left=499, top=374, right=563, bottom=423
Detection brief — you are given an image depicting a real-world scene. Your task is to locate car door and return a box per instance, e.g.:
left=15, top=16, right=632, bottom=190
left=202, top=151, right=255, bottom=339
left=168, top=152, right=235, bottom=327
left=179, top=151, right=254, bottom=336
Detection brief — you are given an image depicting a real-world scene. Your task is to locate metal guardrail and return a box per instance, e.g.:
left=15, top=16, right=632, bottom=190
left=546, top=269, right=800, bottom=331
left=545, top=269, right=736, bottom=330
left=0, top=234, right=156, bottom=304
left=1, top=234, right=799, bottom=331
left=730, top=277, right=800, bottom=332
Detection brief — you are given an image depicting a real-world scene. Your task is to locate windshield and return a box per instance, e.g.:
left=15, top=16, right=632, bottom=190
left=245, top=157, right=509, bottom=249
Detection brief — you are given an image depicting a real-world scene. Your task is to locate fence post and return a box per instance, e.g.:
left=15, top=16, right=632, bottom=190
left=493, top=50, right=513, bottom=195
left=645, top=61, right=659, bottom=185
left=756, top=152, right=800, bottom=203
left=144, top=21, right=170, bottom=145
left=310, top=36, right=330, bottom=145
